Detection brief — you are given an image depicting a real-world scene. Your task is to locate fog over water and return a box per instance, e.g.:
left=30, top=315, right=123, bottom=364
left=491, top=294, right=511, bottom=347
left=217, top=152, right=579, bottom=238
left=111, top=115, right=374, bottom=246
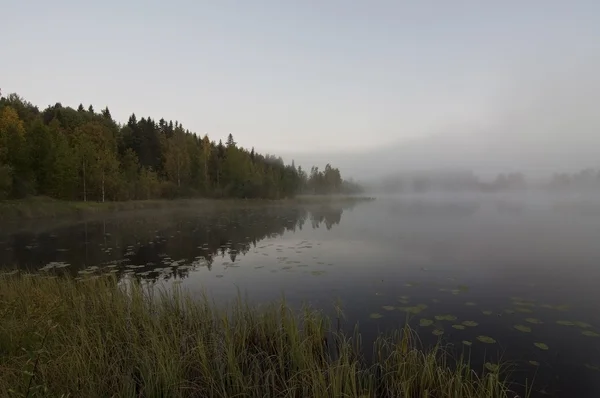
left=3, top=193, right=600, bottom=397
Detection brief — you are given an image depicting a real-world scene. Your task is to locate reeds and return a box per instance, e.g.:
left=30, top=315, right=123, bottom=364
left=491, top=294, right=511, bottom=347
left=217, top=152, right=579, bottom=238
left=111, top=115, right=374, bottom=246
left=0, top=273, right=515, bottom=397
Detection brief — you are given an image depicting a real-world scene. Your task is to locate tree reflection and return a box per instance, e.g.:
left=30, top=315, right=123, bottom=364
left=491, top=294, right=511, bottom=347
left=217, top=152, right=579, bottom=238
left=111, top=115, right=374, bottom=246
left=1, top=202, right=357, bottom=282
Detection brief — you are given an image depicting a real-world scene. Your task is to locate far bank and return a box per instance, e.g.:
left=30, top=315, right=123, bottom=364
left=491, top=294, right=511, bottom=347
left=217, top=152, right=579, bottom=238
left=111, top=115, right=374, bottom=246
left=0, top=195, right=375, bottom=222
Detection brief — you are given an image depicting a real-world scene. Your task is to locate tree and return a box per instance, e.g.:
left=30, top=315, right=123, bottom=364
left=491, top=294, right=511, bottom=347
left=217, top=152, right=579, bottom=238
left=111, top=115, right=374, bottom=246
left=164, top=126, right=190, bottom=188
left=0, top=91, right=360, bottom=201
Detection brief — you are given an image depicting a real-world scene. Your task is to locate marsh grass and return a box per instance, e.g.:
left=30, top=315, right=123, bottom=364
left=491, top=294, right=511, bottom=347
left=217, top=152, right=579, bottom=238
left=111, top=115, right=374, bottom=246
left=0, top=274, right=516, bottom=397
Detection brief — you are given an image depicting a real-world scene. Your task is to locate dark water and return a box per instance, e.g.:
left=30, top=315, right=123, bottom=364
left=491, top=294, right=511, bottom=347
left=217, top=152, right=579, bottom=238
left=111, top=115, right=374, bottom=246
left=2, top=195, right=600, bottom=397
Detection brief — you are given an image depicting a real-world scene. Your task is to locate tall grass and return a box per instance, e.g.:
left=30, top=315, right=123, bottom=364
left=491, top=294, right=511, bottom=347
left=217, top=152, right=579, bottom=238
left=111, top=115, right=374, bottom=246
left=0, top=273, right=516, bottom=397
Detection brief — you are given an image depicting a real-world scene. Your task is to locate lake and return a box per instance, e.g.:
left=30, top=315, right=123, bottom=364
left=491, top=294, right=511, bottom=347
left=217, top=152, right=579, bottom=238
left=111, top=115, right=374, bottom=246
left=2, top=195, right=600, bottom=397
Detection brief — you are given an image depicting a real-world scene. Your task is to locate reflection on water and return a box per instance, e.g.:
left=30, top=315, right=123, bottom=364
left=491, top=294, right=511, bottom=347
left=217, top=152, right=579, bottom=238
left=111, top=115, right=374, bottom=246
left=0, top=203, right=350, bottom=281
left=2, top=196, right=600, bottom=397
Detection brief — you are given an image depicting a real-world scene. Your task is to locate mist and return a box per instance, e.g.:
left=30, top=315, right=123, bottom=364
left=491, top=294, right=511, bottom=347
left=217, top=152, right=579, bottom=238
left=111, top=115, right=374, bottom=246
left=285, top=55, right=600, bottom=188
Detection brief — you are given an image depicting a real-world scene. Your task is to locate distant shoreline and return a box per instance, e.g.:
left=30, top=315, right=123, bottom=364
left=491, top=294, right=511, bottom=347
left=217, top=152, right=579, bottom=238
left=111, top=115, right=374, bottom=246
left=0, top=195, right=375, bottom=222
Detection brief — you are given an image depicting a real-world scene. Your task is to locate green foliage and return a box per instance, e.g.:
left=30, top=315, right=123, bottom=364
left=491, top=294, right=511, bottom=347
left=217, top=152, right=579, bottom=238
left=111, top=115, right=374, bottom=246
left=0, top=92, right=361, bottom=201
left=0, top=274, right=514, bottom=398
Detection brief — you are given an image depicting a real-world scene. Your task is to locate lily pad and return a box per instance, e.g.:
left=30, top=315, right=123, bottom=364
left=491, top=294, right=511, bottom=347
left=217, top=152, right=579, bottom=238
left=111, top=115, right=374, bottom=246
left=582, top=330, right=600, bottom=337
left=435, top=314, right=457, bottom=321
left=382, top=305, right=395, bottom=311
left=462, top=321, right=479, bottom=327
left=419, top=318, right=434, bottom=327
left=405, top=282, right=419, bottom=287
left=513, top=301, right=536, bottom=307
left=415, top=303, right=428, bottom=310
left=400, top=295, right=409, bottom=300
left=482, top=310, right=493, bottom=316
left=432, top=329, right=444, bottom=336
left=452, top=324, right=466, bottom=330
left=529, top=360, right=540, bottom=366
left=465, top=302, right=477, bottom=306
left=485, top=363, right=499, bottom=372
left=574, top=321, right=592, bottom=329
left=556, top=320, right=575, bottom=326
left=398, top=299, right=410, bottom=304
left=369, top=313, right=383, bottom=319
left=534, top=342, right=549, bottom=350
left=525, top=318, right=543, bottom=324
left=450, top=289, right=461, bottom=295
left=514, top=324, right=532, bottom=333
left=585, top=364, right=600, bottom=372
left=431, top=298, right=440, bottom=303
left=462, top=340, right=472, bottom=346
left=514, top=307, right=533, bottom=313
left=477, top=335, right=496, bottom=344
left=399, top=306, right=424, bottom=314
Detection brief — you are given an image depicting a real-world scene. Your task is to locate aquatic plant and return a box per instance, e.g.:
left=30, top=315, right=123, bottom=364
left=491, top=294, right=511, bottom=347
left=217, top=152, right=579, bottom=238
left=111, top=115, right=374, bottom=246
left=0, top=273, right=517, bottom=398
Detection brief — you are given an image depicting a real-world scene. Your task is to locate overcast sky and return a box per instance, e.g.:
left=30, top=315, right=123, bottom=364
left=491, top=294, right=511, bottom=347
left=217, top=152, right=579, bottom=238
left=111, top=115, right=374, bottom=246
left=2, top=1, right=599, bottom=177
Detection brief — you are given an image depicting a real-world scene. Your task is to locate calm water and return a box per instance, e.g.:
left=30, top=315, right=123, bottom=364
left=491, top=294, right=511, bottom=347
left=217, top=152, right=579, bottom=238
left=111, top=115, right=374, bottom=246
left=2, top=195, right=600, bottom=397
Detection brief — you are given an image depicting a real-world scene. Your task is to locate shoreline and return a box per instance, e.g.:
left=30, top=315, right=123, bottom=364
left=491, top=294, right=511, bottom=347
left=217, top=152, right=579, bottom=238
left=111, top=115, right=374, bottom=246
left=0, top=195, right=375, bottom=222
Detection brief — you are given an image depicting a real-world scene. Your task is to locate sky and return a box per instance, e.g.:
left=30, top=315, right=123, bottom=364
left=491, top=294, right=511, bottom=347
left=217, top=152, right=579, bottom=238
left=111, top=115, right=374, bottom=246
left=2, top=1, right=599, bottom=178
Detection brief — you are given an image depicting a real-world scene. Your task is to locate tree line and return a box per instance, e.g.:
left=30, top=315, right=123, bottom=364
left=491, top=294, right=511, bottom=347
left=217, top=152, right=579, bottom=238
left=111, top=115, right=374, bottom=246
left=0, top=91, right=362, bottom=201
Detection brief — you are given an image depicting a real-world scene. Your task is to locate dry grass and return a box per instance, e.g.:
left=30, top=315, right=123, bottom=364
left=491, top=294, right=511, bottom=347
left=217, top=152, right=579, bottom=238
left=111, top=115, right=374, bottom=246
left=0, top=273, right=517, bottom=398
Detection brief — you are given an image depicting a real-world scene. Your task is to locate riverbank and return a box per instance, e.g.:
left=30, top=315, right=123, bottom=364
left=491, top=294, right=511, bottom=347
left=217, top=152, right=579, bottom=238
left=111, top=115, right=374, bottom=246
left=0, top=195, right=375, bottom=221
left=0, top=273, right=513, bottom=398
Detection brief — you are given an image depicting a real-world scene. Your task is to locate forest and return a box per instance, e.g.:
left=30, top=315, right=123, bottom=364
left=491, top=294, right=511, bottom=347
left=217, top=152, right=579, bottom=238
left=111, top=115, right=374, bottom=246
left=0, top=91, right=362, bottom=201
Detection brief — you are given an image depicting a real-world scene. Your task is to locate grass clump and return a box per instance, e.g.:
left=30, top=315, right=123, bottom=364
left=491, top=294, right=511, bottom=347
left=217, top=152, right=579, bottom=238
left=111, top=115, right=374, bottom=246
left=0, top=274, right=514, bottom=397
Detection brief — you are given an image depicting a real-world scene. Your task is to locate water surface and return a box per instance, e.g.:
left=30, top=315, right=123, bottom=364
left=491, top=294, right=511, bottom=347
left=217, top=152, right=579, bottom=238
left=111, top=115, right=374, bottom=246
left=2, top=195, right=600, bottom=397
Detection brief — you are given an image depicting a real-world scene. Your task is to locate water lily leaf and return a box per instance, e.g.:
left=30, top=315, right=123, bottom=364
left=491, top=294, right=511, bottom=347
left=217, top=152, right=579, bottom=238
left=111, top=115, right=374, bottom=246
left=555, top=304, right=569, bottom=311
left=415, top=303, right=428, bottom=310
left=405, top=282, right=419, bottom=287
left=419, top=318, right=434, bottom=327
left=574, top=321, right=592, bottom=329
left=525, top=318, right=543, bottom=324
left=465, top=302, right=476, bottom=306
left=451, top=289, right=461, bottom=295
left=534, top=342, right=549, bottom=350
left=432, top=329, right=444, bottom=336
left=514, top=324, right=532, bottom=333
left=585, top=364, right=600, bottom=372
left=457, top=285, right=469, bottom=292
left=485, top=363, right=499, bottom=372
left=399, top=306, right=424, bottom=314
left=462, top=321, right=479, bottom=327
left=431, top=298, right=440, bottom=303
left=513, top=301, right=536, bottom=307
left=382, top=305, right=395, bottom=311
left=400, top=295, right=409, bottom=300
left=462, top=340, right=472, bottom=346
left=398, top=299, right=409, bottom=304
left=529, top=361, right=540, bottom=366
left=452, top=324, right=466, bottom=330
left=435, top=314, right=457, bottom=321
left=582, top=330, right=600, bottom=337
left=514, top=307, right=533, bottom=313
left=556, top=320, right=575, bottom=326
left=477, top=336, right=496, bottom=344
left=482, top=310, right=493, bottom=316
left=369, top=313, right=383, bottom=319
